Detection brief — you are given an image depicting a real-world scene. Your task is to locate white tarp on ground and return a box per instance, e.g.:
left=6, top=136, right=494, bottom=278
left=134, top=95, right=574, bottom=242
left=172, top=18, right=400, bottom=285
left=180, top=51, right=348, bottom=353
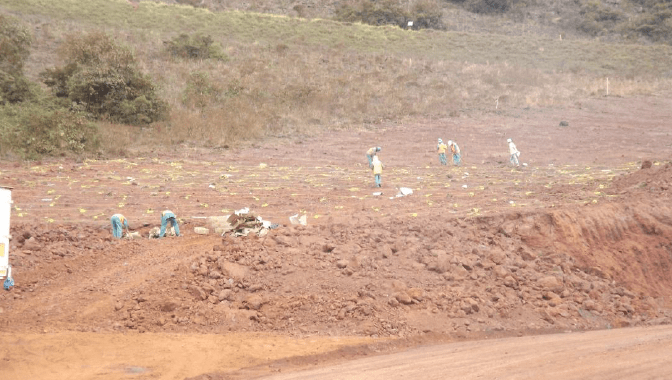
left=396, top=187, right=413, bottom=197
left=289, top=214, right=307, bottom=226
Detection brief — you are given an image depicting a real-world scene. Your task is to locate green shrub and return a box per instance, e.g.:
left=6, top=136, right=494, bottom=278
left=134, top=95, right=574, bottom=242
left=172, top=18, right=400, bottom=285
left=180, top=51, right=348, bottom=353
left=411, top=0, right=445, bottom=30
left=164, top=34, right=228, bottom=61
left=0, top=15, right=35, bottom=104
left=0, top=69, right=37, bottom=105
left=182, top=71, right=222, bottom=111
left=336, top=0, right=404, bottom=27
left=335, top=0, right=445, bottom=30
left=625, top=5, right=672, bottom=42
left=0, top=102, right=99, bottom=159
left=577, top=1, right=623, bottom=36
left=40, top=31, right=168, bottom=125
left=580, top=1, right=622, bottom=22
left=465, top=0, right=511, bottom=14
left=0, top=14, right=31, bottom=76
left=175, top=0, right=205, bottom=7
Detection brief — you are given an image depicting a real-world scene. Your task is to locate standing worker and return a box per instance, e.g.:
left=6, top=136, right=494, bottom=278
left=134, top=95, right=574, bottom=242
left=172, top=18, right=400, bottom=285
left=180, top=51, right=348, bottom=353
left=366, top=146, right=381, bottom=168
left=507, top=138, right=521, bottom=167
left=372, top=155, right=384, bottom=188
left=110, top=213, right=129, bottom=239
left=437, top=138, right=448, bottom=165
left=448, top=140, right=461, bottom=166
left=160, top=209, right=180, bottom=238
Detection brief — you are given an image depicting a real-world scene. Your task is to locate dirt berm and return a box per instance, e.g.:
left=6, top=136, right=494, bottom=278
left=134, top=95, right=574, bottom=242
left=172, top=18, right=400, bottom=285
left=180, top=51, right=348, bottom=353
left=2, top=199, right=671, bottom=337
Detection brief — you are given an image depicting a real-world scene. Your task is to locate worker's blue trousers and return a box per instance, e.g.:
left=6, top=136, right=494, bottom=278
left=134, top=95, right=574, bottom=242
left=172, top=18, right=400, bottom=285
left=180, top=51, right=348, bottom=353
left=160, top=212, right=180, bottom=237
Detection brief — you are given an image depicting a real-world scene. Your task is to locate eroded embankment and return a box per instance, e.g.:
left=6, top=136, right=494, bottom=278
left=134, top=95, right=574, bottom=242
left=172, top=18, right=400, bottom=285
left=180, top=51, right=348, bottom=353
left=2, top=198, right=671, bottom=337
left=498, top=201, right=672, bottom=301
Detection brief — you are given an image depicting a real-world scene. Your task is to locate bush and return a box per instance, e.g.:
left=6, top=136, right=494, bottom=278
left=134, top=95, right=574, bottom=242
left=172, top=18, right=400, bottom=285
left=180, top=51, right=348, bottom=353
left=164, top=34, right=228, bottom=61
left=625, top=5, right=672, bottom=42
left=0, top=15, right=35, bottom=104
left=40, top=31, right=168, bottom=125
left=0, top=69, right=36, bottom=105
left=576, top=1, right=623, bottom=36
left=0, top=102, right=99, bottom=159
left=465, top=0, right=512, bottom=14
left=0, top=14, right=31, bottom=76
left=335, top=0, right=445, bottom=30
left=182, top=71, right=222, bottom=112
left=411, top=0, right=445, bottom=30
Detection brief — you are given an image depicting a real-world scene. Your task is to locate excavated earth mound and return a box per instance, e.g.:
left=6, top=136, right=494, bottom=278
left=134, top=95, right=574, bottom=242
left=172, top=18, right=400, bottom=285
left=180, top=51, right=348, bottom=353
left=2, top=198, right=671, bottom=337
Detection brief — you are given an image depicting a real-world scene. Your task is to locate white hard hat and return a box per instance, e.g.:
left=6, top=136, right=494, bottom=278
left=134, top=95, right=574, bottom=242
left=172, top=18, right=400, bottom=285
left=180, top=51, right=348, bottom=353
left=507, top=138, right=512, bottom=143
left=376, top=146, right=381, bottom=152
left=447, top=140, right=453, bottom=146
left=438, top=138, right=443, bottom=142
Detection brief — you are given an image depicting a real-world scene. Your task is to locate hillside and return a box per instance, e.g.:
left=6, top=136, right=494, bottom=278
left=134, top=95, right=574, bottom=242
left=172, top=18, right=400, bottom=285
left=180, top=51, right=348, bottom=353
left=158, top=0, right=672, bottom=44
left=1, top=0, right=671, bottom=156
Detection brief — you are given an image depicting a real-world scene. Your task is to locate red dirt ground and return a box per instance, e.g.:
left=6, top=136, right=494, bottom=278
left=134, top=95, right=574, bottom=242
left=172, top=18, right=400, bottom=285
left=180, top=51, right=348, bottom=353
left=1, top=95, right=672, bottom=379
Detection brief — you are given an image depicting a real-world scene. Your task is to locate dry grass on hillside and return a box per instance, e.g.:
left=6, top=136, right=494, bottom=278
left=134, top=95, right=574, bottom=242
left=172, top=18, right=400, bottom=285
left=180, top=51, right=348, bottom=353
left=3, top=0, right=672, bottom=154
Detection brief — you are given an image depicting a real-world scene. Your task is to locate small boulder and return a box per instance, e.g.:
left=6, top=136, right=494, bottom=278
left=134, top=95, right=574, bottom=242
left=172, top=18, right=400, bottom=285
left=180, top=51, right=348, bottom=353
left=189, top=286, right=207, bottom=301
left=160, top=300, right=180, bottom=312
left=245, top=294, right=265, bottom=311
left=394, top=292, right=413, bottom=305
left=407, top=288, right=424, bottom=302
left=503, top=275, right=517, bottom=288
left=218, top=289, right=233, bottom=302
left=336, top=260, right=349, bottom=269
left=537, top=276, right=564, bottom=292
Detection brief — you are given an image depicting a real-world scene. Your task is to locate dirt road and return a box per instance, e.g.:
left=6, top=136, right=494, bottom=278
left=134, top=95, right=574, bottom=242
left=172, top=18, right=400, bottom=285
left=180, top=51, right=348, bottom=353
left=263, top=326, right=672, bottom=380
left=0, top=332, right=373, bottom=380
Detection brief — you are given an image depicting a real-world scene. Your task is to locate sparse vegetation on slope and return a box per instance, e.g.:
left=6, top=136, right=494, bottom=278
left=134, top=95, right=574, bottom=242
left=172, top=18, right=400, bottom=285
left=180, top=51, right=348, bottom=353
left=0, top=0, right=671, bottom=156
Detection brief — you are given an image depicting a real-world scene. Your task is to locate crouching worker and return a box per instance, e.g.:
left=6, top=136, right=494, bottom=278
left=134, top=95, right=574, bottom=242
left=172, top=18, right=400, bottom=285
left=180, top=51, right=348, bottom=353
left=366, top=146, right=381, bottom=168
left=110, top=214, right=129, bottom=239
left=160, top=210, right=180, bottom=238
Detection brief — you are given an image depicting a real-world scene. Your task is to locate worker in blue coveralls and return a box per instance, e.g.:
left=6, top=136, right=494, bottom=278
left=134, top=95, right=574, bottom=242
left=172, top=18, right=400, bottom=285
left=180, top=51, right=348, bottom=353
left=110, top=214, right=129, bottom=239
left=160, top=209, right=180, bottom=238
left=448, top=140, right=461, bottom=166
left=366, top=146, right=381, bottom=168
left=437, top=138, right=448, bottom=165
